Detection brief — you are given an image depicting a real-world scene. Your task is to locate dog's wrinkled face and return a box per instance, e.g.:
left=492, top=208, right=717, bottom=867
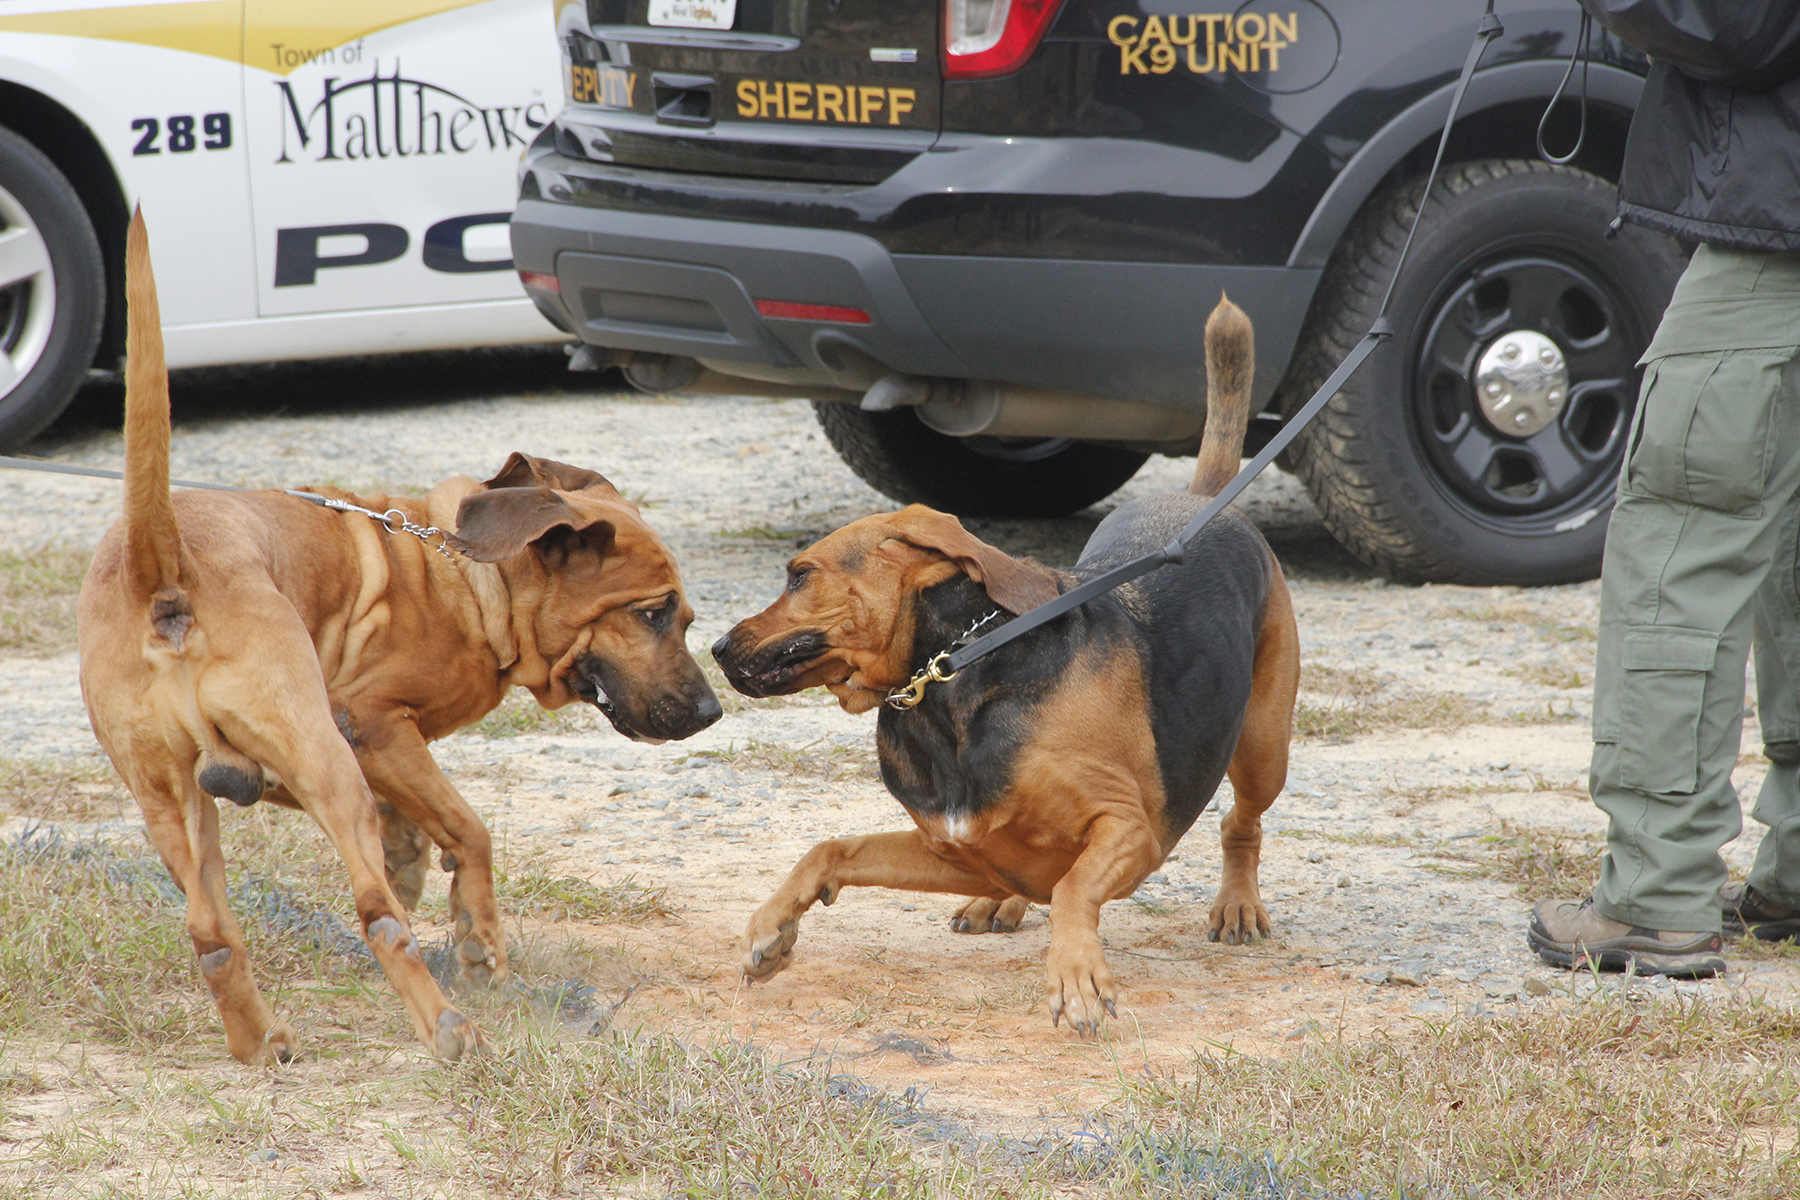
left=452, top=454, right=721, bottom=743
left=712, top=505, right=1059, bottom=715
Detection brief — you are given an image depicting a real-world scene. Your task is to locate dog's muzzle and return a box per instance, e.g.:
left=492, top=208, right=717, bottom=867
left=573, top=652, right=721, bottom=742
left=712, top=628, right=829, bottom=697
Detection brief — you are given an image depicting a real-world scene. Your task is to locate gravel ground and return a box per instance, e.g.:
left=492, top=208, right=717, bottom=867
left=4, top=348, right=1796, bottom=1117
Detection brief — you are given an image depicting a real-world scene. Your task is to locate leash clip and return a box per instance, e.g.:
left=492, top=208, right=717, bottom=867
left=886, top=651, right=958, bottom=711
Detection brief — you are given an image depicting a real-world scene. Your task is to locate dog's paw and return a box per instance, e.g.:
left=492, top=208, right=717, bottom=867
left=451, top=909, right=509, bottom=987
left=1044, top=937, right=1116, bottom=1038
left=1208, top=892, right=1272, bottom=945
left=950, top=895, right=1029, bottom=934
left=231, top=1021, right=300, bottom=1066
left=457, top=935, right=509, bottom=988
left=741, top=915, right=800, bottom=983
left=264, top=1021, right=301, bottom=1064
left=433, top=1009, right=486, bottom=1060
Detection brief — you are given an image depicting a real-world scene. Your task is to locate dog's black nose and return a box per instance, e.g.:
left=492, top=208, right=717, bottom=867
left=695, top=690, right=723, bottom=728
left=710, top=633, right=732, bottom=660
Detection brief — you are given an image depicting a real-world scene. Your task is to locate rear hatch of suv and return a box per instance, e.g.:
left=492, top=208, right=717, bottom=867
left=560, top=0, right=942, bottom=184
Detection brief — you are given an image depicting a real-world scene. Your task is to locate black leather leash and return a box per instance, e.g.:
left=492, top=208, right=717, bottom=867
left=0, top=454, right=458, bottom=557
left=888, top=2, right=1507, bottom=711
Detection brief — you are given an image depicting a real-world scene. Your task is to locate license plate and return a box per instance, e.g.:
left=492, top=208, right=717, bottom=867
left=646, top=0, right=736, bottom=31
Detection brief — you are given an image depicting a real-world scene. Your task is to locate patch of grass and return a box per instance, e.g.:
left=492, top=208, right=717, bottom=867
left=1441, top=602, right=1596, bottom=644
left=1295, top=671, right=1488, bottom=739
left=1504, top=699, right=1585, bottom=725
left=1416, top=818, right=1603, bottom=897
left=1506, top=663, right=1588, bottom=689
left=471, top=691, right=586, bottom=739
left=1111, top=990, right=1800, bottom=1199
left=1272, top=828, right=1414, bottom=849
left=0, top=545, right=89, bottom=656
left=1380, top=780, right=1491, bottom=816
left=1729, top=931, right=1800, bottom=964
left=431, top=1024, right=1036, bottom=1199
left=698, top=736, right=880, bottom=783
left=0, top=755, right=128, bottom=822
left=1299, top=663, right=1384, bottom=699
left=495, top=858, right=678, bottom=924
left=0, top=808, right=373, bottom=1049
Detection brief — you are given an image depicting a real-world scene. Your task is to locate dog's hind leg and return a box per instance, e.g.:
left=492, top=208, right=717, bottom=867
left=377, top=804, right=432, bottom=911
left=131, top=756, right=298, bottom=1064
left=199, top=608, right=480, bottom=1060
left=349, top=721, right=509, bottom=987
left=1212, top=559, right=1300, bottom=945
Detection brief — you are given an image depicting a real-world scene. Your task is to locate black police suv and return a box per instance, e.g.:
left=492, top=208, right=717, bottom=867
left=510, top=0, right=1684, bottom=585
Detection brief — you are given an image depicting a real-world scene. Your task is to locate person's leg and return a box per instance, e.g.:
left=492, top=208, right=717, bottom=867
left=1532, top=247, right=1800, bottom=973
left=1737, top=494, right=1800, bottom=931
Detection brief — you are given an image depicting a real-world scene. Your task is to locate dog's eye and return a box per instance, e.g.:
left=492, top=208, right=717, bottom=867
left=636, top=597, right=675, bottom=629
left=786, top=566, right=812, bottom=593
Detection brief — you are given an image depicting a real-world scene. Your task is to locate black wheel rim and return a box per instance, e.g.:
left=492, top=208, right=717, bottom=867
left=1410, top=251, right=1642, bottom=532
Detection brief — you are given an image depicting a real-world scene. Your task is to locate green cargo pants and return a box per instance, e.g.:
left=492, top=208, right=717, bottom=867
left=1591, top=245, right=1800, bottom=934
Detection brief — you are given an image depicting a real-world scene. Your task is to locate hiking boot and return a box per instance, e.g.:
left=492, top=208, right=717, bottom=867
left=1719, top=881, right=1800, bottom=942
left=1527, top=897, right=1725, bottom=978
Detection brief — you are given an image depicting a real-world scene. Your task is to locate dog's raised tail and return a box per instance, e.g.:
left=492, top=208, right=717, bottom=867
left=122, top=207, right=193, bottom=610
left=1191, top=293, right=1255, bottom=497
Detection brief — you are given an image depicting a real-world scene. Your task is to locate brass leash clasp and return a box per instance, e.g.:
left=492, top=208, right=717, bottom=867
left=886, top=651, right=958, bottom=710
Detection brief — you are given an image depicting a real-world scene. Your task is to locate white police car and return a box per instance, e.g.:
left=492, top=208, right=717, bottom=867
left=0, top=0, right=567, bottom=450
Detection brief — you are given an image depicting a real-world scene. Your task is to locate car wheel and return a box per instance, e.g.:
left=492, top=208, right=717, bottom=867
left=0, top=126, right=105, bottom=451
left=1280, top=159, right=1686, bottom=585
left=812, top=400, right=1149, bottom=517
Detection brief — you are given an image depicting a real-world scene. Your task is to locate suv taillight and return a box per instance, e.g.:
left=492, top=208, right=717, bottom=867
left=943, top=0, right=1061, bottom=79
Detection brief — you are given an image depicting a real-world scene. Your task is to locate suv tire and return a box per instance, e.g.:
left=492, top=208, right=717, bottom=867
left=1281, top=159, right=1686, bottom=585
left=813, top=400, right=1149, bottom=517
left=0, top=126, right=105, bottom=452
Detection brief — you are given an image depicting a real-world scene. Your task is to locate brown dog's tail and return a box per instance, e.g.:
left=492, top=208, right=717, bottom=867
left=1190, top=293, right=1255, bottom=497
left=122, top=208, right=194, bottom=618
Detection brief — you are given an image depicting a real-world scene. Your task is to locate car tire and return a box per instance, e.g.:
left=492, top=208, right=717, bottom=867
left=0, top=126, right=105, bottom=452
left=812, top=400, right=1150, bottom=517
left=1280, top=159, right=1686, bottom=585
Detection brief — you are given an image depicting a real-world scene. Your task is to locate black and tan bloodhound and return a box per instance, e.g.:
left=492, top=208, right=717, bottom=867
left=713, top=296, right=1297, bottom=1034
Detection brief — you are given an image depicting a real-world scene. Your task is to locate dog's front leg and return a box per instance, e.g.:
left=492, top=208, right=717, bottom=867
left=1045, top=811, right=1160, bottom=1037
left=353, top=720, right=508, bottom=987
left=743, top=830, right=1003, bottom=982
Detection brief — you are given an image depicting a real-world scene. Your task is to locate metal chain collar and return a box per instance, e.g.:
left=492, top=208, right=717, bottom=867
left=886, top=610, right=1001, bottom=710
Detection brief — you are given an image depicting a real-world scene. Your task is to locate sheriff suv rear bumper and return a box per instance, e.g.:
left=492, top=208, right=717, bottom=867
left=511, top=152, right=1318, bottom=407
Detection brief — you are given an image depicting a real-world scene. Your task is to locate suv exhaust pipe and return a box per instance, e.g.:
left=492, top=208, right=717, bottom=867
left=863, top=374, right=1203, bottom=443
left=600, top=354, right=1203, bottom=445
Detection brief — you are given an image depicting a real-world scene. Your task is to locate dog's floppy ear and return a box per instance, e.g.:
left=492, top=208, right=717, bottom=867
left=482, top=452, right=614, bottom=494
left=448, top=486, right=614, bottom=563
left=883, top=505, right=1060, bottom=614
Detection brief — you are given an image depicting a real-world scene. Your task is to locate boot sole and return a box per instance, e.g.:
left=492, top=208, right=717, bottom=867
left=1527, top=925, right=1724, bottom=979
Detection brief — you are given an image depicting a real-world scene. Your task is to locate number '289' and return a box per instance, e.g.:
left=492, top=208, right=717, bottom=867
left=131, top=114, right=232, bottom=155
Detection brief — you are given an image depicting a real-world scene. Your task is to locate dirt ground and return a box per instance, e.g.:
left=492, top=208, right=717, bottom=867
left=6, top=352, right=1798, bottom=1145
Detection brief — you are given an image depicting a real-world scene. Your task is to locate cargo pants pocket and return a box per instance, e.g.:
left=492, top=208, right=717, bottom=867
left=1615, top=625, right=1721, bottom=795
left=1621, top=353, right=1789, bottom=517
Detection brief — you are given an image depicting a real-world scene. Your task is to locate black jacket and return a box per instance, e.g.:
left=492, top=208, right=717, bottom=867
left=1581, top=1, right=1800, bottom=252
